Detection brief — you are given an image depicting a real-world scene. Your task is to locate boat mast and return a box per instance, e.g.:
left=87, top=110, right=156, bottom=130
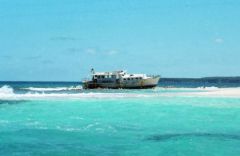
left=91, top=68, right=95, bottom=74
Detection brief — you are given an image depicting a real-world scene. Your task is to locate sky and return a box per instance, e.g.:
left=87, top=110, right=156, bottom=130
left=0, top=0, right=240, bottom=81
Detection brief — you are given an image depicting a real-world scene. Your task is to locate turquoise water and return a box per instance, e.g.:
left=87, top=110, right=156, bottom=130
left=1, top=96, right=240, bottom=155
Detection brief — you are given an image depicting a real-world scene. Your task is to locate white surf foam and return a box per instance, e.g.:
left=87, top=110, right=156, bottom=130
left=0, top=85, right=154, bottom=100
left=22, top=86, right=82, bottom=91
left=0, top=92, right=157, bottom=100
left=0, top=85, right=14, bottom=95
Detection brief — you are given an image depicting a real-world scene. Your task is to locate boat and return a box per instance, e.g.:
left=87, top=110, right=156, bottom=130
left=83, top=69, right=160, bottom=89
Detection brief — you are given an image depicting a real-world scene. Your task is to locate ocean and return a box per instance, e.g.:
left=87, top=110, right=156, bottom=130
left=0, top=81, right=240, bottom=156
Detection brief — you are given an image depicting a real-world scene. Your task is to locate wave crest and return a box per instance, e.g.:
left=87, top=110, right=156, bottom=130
left=0, top=85, right=14, bottom=95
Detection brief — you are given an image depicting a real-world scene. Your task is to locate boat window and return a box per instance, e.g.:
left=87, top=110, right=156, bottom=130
left=97, top=75, right=100, bottom=79
left=101, top=75, right=105, bottom=79
left=123, top=78, right=126, bottom=80
left=136, top=78, right=138, bottom=80
left=127, top=78, right=130, bottom=80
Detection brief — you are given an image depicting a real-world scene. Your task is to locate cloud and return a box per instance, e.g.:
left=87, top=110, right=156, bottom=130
left=85, top=48, right=97, bottom=55
left=64, top=47, right=97, bottom=55
left=106, top=50, right=118, bottom=55
left=84, top=47, right=119, bottom=56
left=215, top=38, right=224, bottom=44
left=50, top=36, right=78, bottom=41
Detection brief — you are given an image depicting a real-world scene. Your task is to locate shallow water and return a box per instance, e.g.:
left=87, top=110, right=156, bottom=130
left=1, top=97, right=240, bottom=155
left=0, top=82, right=240, bottom=155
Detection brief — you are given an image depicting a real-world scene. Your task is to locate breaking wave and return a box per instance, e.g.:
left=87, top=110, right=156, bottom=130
left=0, top=85, right=157, bottom=100
left=0, top=85, right=14, bottom=95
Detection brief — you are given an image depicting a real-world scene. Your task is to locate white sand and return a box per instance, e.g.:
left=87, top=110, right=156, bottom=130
left=182, top=88, right=240, bottom=97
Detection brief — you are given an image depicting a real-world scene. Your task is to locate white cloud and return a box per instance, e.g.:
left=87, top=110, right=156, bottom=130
left=85, top=48, right=97, bottom=55
left=84, top=48, right=119, bottom=56
left=215, top=38, right=224, bottom=44
left=106, top=50, right=118, bottom=55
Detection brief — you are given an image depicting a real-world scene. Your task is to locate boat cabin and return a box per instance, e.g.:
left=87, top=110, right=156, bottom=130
left=91, top=70, right=146, bottom=83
